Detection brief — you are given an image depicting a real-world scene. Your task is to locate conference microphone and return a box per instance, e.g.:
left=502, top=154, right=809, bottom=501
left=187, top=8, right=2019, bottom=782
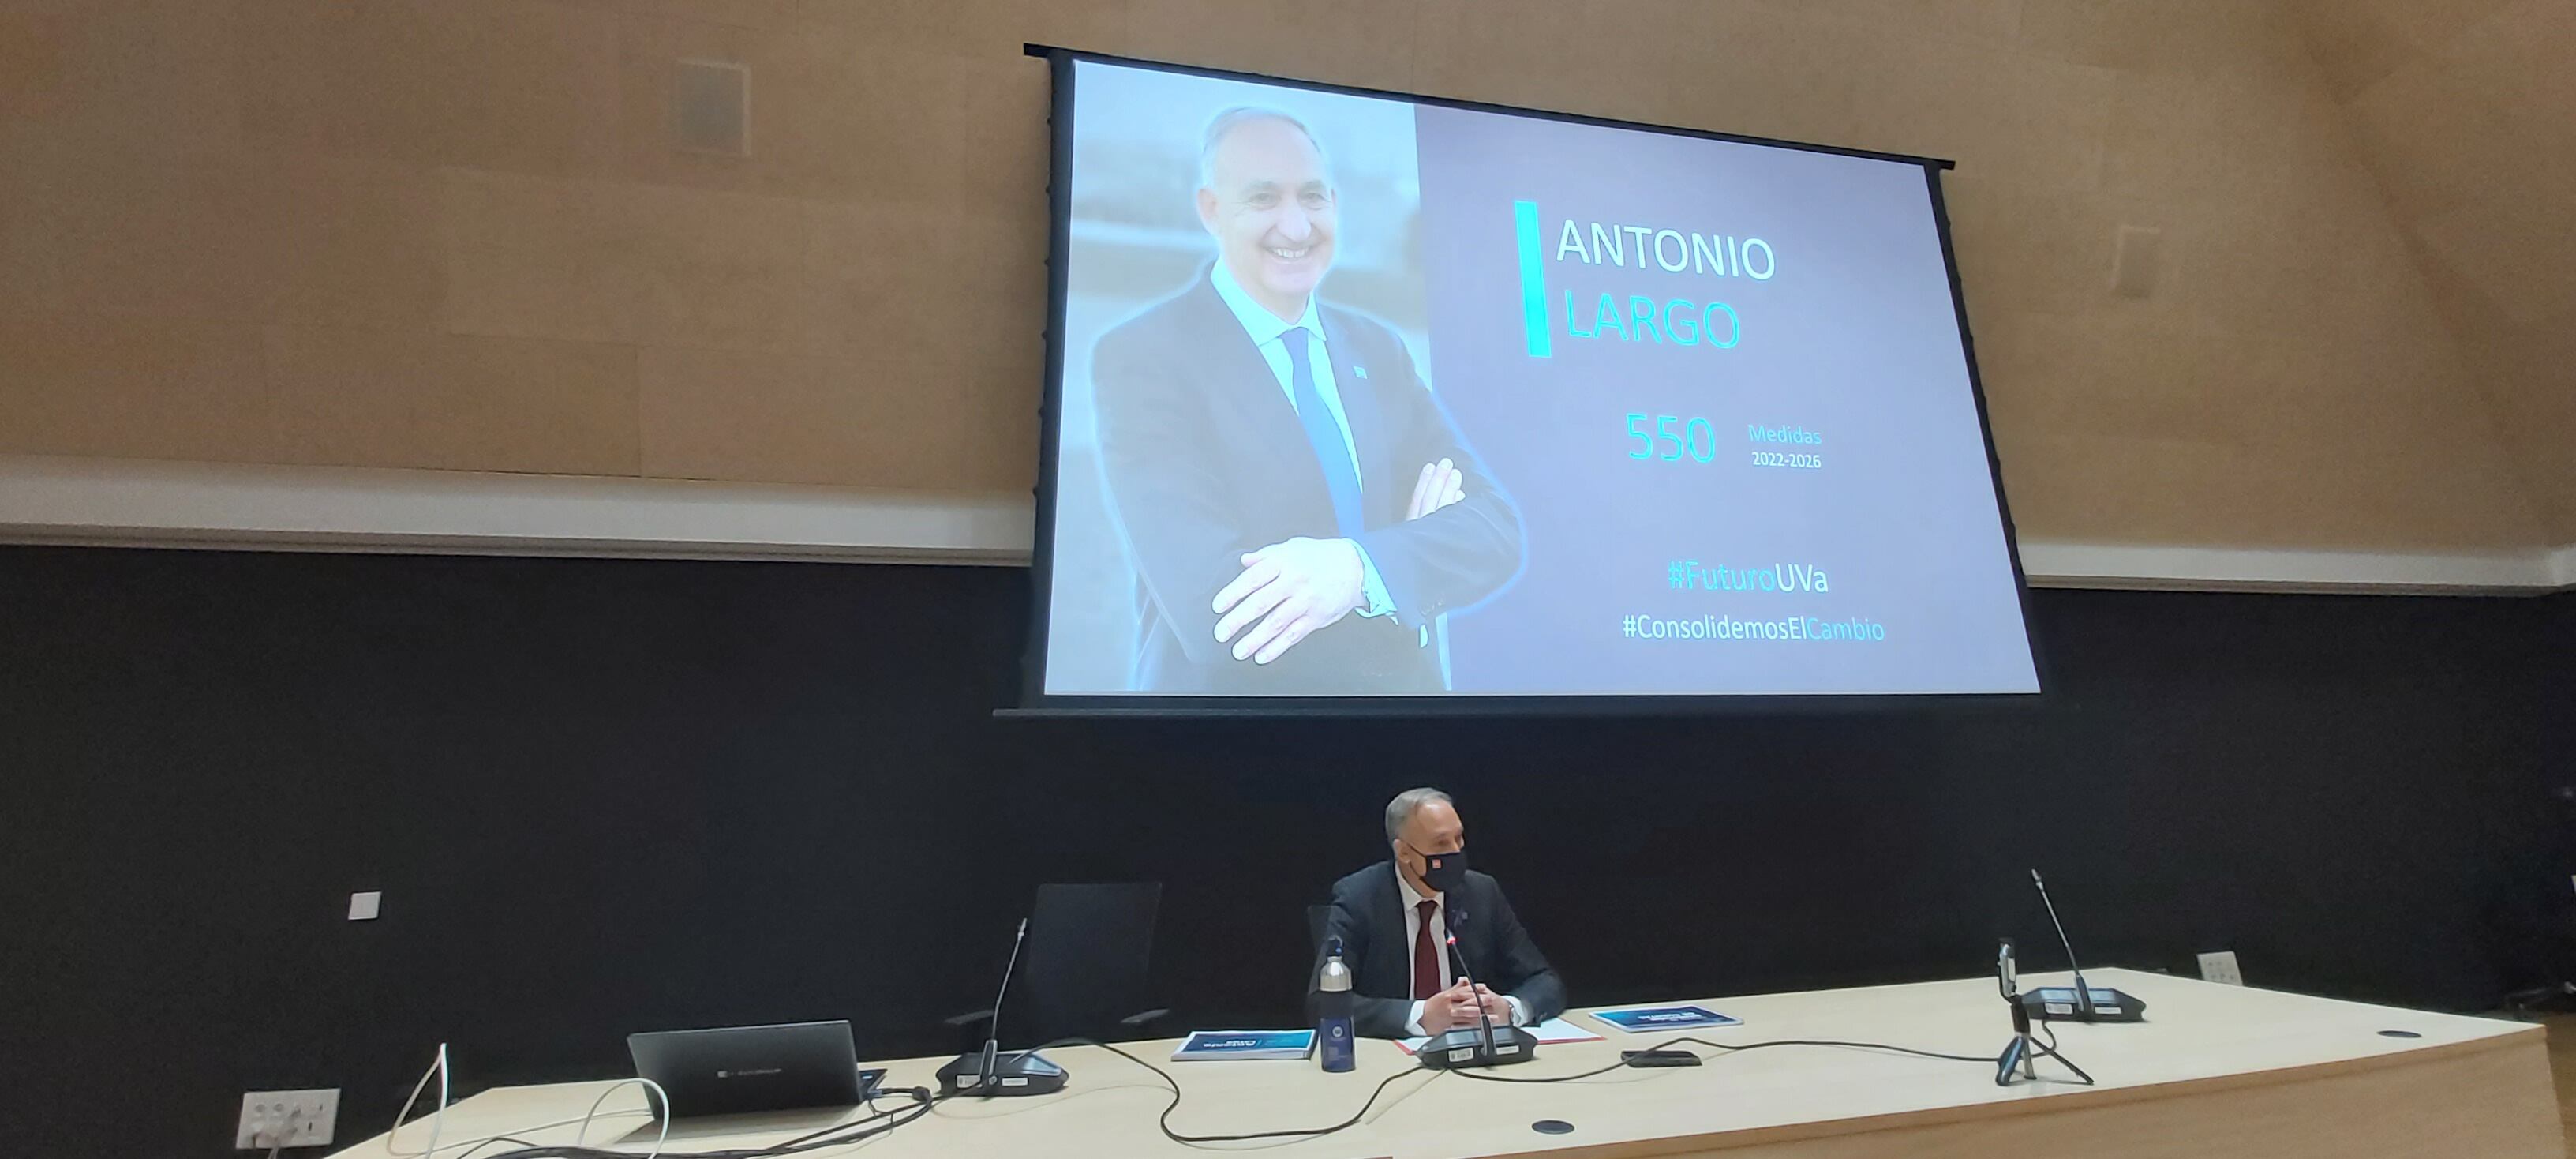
left=1413, top=907, right=1537, bottom=1069
left=980, top=917, right=1028, bottom=1090
left=2021, top=870, right=2145, bottom=1024
left=2031, top=870, right=2093, bottom=1018
left=1447, top=910, right=1500, bottom=1057
left=936, top=917, right=1069, bottom=1097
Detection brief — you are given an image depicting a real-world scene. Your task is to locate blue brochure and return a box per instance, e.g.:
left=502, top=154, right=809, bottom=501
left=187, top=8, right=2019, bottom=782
left=1590, top=1005, right=1743, bottom=1033
left=1170, top=1030, right=1317, bottom=1061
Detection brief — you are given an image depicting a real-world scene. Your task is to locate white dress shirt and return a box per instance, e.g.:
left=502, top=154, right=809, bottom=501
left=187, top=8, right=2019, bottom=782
left=1398, top=870, right=1530, bottom=1036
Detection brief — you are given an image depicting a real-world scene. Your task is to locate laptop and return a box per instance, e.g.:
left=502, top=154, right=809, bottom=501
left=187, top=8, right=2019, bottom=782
left=627, top=1021, right=886, bottom=1118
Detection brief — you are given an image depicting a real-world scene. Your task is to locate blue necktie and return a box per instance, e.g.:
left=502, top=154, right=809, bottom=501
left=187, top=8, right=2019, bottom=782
left=1282, top=327, right=1364, bottom=538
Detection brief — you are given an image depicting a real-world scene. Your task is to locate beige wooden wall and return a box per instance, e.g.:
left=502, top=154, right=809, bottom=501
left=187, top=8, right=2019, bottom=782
left=2288, top=0, right=2576, bottom=545
left=0, top=0, right=2552, bottom=550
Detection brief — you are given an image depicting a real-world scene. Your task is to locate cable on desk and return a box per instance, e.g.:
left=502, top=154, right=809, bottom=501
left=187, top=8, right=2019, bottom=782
left=414, top=1114, right=659, bottom=1159
left=1669, top=1034, right=1998, bottom=1065
left=1035, top=1037, right=1440, bottom=1146
left=573, top=1078, right=670, bottom=1158
left=412, top=1025, right=2049, bottom=1157
left=382, top=1043, right=669, bottom=1159
left=1443, top=1033, right=1998, bottom=1084
left=468, top=1084, right=941, bottom=1159
left=452, top=1137, right=550, bottom=1159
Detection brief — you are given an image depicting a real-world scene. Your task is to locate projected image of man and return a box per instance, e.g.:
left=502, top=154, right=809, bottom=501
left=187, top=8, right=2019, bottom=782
left=1090, top=107, right=1523, bottom=694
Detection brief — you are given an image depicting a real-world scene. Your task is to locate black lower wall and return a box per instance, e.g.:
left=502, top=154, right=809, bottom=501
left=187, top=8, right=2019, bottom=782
left=2, top=546, right=2567, bottom=1157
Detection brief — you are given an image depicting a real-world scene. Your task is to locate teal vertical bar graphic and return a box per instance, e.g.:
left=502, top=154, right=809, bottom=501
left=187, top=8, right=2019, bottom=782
left=1512, top=200, right=1552, bottom=358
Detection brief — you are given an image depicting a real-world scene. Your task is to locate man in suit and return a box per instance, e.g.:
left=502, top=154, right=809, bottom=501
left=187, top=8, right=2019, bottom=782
left=1089, top=107, right=1523, bottom=694
left=1308, top=787, right=1565, bottom=1038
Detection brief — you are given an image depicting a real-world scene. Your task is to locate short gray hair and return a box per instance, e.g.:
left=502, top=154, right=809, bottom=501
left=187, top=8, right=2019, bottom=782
left=1384, top=787, right=1453, bottom=844
left=1199, top=105, right=1328, bottom=189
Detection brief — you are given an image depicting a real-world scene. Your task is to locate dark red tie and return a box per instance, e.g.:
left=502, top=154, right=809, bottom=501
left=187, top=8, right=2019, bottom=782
left=1412, top=899, right=1441, bottom=1000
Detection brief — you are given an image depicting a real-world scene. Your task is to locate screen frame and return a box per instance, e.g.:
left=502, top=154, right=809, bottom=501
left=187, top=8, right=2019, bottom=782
left=1009, top=44, right=2046, bottom=718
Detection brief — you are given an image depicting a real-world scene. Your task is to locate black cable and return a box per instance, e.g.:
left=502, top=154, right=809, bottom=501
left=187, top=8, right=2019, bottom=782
left=1442, top=1056, right=1631, bottom=1083
left=452, top=1137, right=549, bottom=1159
left=1034, top=1037, right=1439, bottom=1145
left=450, top=1023, right=2054, bottom=1155
left=1443, top=1033, right=1994, bottom=1084
left=762, top=1086, right=939, bottom=1153
left=1672, top=1035, right=1997, bottom=1065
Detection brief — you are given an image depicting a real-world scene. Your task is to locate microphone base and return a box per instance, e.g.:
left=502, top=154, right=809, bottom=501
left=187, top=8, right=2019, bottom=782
left=2021, top=987, right=2146, bottom=1023
left=935, top=1049, right=1067, bottom=1097
left=1414, top=1025, right=1539, bottom=1069
left=1994, top=1032, right=2038, bottom=1086
left=1994, top=1029, right=2095, bottom=1088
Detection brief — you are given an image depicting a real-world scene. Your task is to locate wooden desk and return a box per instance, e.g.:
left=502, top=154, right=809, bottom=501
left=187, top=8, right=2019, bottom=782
left=327, top=969, right=2563, bottom=1158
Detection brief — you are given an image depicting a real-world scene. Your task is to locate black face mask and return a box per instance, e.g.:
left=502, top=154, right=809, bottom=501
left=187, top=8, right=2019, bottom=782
left=1408, top=844, right=1469, bottom=895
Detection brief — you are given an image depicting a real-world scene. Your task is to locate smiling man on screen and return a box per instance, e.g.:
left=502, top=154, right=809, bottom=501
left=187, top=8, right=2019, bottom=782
left=1307, top=788, right=1565, bottom=1038
left=1089, top=107, right=1522, bottom=695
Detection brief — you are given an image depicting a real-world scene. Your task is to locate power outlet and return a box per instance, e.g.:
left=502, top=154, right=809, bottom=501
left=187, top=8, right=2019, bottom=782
left=2197, top=950, right=2245, bottom=987
left=236, top=1089, right=338, bottom=1150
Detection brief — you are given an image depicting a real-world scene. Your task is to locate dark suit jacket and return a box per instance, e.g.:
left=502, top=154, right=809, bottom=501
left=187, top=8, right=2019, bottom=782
left=1305, top=860, right=1566, bottom=1038
left=1089, top=268, right=1523, bottom=694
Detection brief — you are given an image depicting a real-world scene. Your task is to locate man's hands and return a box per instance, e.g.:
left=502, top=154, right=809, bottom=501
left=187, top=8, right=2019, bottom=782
left=1418, top=978, right=1512, bottom=1035
left=1211, top=459, right=1466, bottom=666
left=1211, top=536, right=1365, bottom=664
left=1407, top=458, right=1464, bottom=521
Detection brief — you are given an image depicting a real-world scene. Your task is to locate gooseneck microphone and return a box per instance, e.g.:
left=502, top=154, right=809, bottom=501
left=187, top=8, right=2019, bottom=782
left=1447, top=908, right=1500, bottom=1056
left=1411, top=906, right=1537, bottom=1068
left=2029, top=870, right=2093, bottom=1018
left=979, top=917, right=1030, bottom=1093
left=2021, top=869, right=2145, bottom=1025
left=935, top=917, right=1069, bottom=1096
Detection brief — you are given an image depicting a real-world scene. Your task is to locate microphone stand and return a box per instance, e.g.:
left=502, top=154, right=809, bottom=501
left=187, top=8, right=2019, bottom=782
left=979, top=918, right=1026, bottom=1093
left=2031, top=870, right=2095, bottom=1019
left=936, top=917, right=1068, bottom=1097
left=1451, top=921, right=1499, bottom=1060
left=2020, top=869, right=2145, bottom=1023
